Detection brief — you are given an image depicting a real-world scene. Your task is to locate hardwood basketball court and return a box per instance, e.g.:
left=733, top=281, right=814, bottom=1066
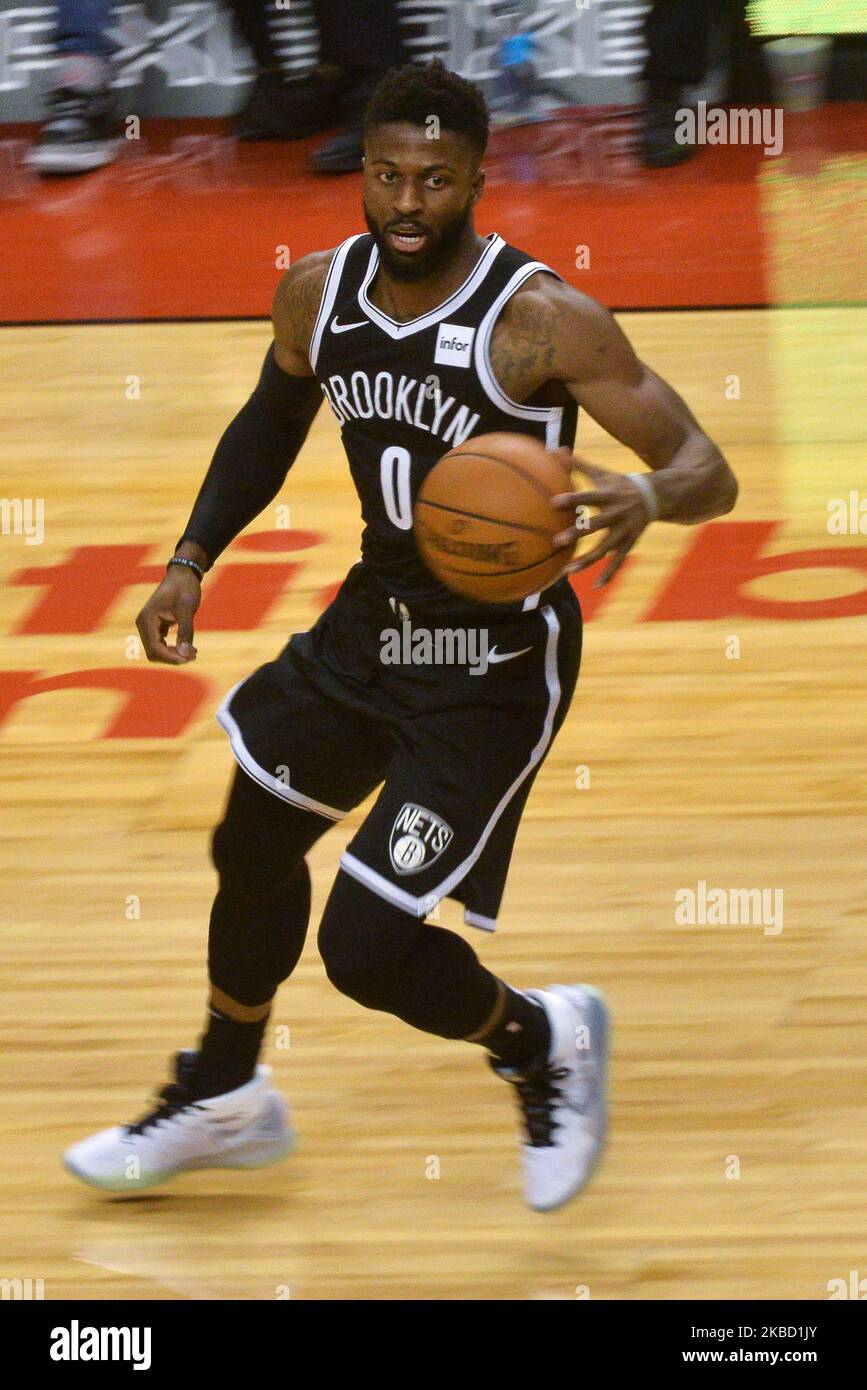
left=2, top=299, right=865, bottom=1299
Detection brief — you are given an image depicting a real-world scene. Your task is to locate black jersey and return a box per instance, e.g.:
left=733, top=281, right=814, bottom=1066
left=309, top=231, right=578, bottom=615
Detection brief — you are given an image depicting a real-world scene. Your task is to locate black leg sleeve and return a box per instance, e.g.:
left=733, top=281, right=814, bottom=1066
left=208, top=765, right=334, bottom=1006
left=318, top=870, right=500, bottom=1040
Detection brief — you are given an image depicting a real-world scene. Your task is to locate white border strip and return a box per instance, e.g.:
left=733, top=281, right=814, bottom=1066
left=339, top=604, right=563, bottom=924
left=464, top=909, right=497, bottom=933
left=309, top=233, right=368, bottom=373
left=474, top=262, right=566, bottom=449
left=216, top=677, right=347, bottom=821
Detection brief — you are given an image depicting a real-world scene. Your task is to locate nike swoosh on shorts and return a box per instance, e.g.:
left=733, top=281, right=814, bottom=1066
left=486, top=645, right=533, bottom=664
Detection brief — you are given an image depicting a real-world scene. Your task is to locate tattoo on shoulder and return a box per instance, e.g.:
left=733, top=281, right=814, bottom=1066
left=294, top=269, right=324, bottom=337
left=276, top=250, right=334, bottom=355
left=489, top=287, right=559, bottom=400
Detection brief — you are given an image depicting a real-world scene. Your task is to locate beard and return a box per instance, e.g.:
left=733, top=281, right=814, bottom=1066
left=363, top=197, right=474, bottom=282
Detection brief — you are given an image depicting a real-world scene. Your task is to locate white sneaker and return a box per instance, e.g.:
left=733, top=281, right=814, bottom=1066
left=491, top=984, right=609, bottom=1212
left=63, top=1051, right=295, bottom=1194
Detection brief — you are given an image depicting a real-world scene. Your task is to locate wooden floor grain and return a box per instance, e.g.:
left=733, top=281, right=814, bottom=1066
left=1, top=312, right=865, bottom=1300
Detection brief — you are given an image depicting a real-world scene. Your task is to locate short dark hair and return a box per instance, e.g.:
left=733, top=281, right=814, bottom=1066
left=364, top=58, right=489, bottom=163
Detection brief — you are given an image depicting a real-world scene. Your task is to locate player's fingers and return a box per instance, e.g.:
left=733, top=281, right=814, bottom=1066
left=138, top=606, right=190, bottom=665
left=594, top=536, right=637, bottom=588
left=554, top=505, right=631, bottom=546
left=570, top=460, right=609, bottom=483
left=563, top=526, right=628, bottom=573
left=175, top=606, right=198, bottom=660
left=550, top=488, right=607, bottom=510
left=551, top=447, right=599, bottom=475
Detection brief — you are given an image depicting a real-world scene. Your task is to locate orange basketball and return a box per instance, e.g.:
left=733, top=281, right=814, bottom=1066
left=414, top=432, right=578, bottom=604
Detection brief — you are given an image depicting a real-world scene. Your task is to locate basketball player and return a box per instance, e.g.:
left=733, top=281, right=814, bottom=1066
left=64, top=60, right=737, bottom=1211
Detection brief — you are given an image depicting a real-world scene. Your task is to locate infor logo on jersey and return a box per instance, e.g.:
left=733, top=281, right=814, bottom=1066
left=389, top=803, right=454, bottom=875
left=434, top=322, right=475, bottom=368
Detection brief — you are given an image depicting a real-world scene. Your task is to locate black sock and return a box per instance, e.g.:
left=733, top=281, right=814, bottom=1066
left=190, top=1006, right=270, bottom=1099
left=483, top=987, right=551, bottom=1068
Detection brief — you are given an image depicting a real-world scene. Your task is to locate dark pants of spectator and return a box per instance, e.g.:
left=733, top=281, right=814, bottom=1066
left=56, top=0, right=112, bottom=57
left=313, top=0, right=407, bottom=84
left=643, top=0, right=713, bottom=90
left=56, top=2, right=407, bottom=85
left=225, top=0, right=407, bottom=92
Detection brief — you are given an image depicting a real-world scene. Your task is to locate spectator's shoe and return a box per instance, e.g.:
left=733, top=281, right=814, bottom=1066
left=312, top=127, right=364, bottom=174
left=27, top=84, right=119, bottom=175
left=63, top=1050, right=295, bottom=1193
left=491, top=984, right=609, bottom=1211
left=640, top=88, right=695, bottom=168
left=235, top=68, right=342, bottom=141
left=311, top=71, right=379, bottom=173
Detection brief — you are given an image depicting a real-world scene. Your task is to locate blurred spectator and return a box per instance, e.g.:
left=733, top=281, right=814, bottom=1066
left=235, top=0, right=410, bottom=174
left=27, top=1, right=117, bottom=174
left=27, top=1, right=409, bottom=177
left=640, top=0, right=713, bottom=167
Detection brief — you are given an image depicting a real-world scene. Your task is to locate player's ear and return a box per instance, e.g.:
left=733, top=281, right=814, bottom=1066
left=470, top=167, right=485, bottom=205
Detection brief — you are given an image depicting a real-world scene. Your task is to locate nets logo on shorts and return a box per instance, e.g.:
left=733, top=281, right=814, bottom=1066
left=389, top=803, right=454, bottom=875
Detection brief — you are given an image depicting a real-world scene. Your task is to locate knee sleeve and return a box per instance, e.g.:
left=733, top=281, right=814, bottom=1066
left=209, top=858, right=312, bottom=1005
left=318, top=870, right=498, bottom=1038
left=318, top=869, right=421, bottom=1007
left=211, top=805, right=312, bottom=904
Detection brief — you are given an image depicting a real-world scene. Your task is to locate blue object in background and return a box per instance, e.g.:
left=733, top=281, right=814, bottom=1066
left=56, top=0, right=114, bottom=57
left=500, top=33, right=535, bottom=68
left=496, top=31, right=537, bottom=112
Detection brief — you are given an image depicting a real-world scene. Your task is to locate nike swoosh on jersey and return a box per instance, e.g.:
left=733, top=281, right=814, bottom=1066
left=486, top=645, right=533, bottom=664
left=330, top=316, right=369, bottom=333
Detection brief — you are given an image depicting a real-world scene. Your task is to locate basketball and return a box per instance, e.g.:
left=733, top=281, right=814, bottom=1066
left=414, top=432, right=579, bottom=603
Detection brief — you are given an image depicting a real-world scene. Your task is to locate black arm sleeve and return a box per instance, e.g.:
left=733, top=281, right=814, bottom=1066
left=176, top=344, right=324, bottom=569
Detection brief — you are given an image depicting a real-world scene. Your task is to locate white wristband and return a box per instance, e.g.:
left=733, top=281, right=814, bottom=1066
left=626, top=471, right=660, bottom=521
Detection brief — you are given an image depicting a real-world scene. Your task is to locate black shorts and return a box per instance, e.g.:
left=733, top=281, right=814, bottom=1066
left=216, top=562, right=582, bottom=932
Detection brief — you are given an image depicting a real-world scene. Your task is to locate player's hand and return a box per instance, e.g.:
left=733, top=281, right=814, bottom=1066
left=550, top=449, right=653, bottom=587
left=135, top=567, right=201, bottom=664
